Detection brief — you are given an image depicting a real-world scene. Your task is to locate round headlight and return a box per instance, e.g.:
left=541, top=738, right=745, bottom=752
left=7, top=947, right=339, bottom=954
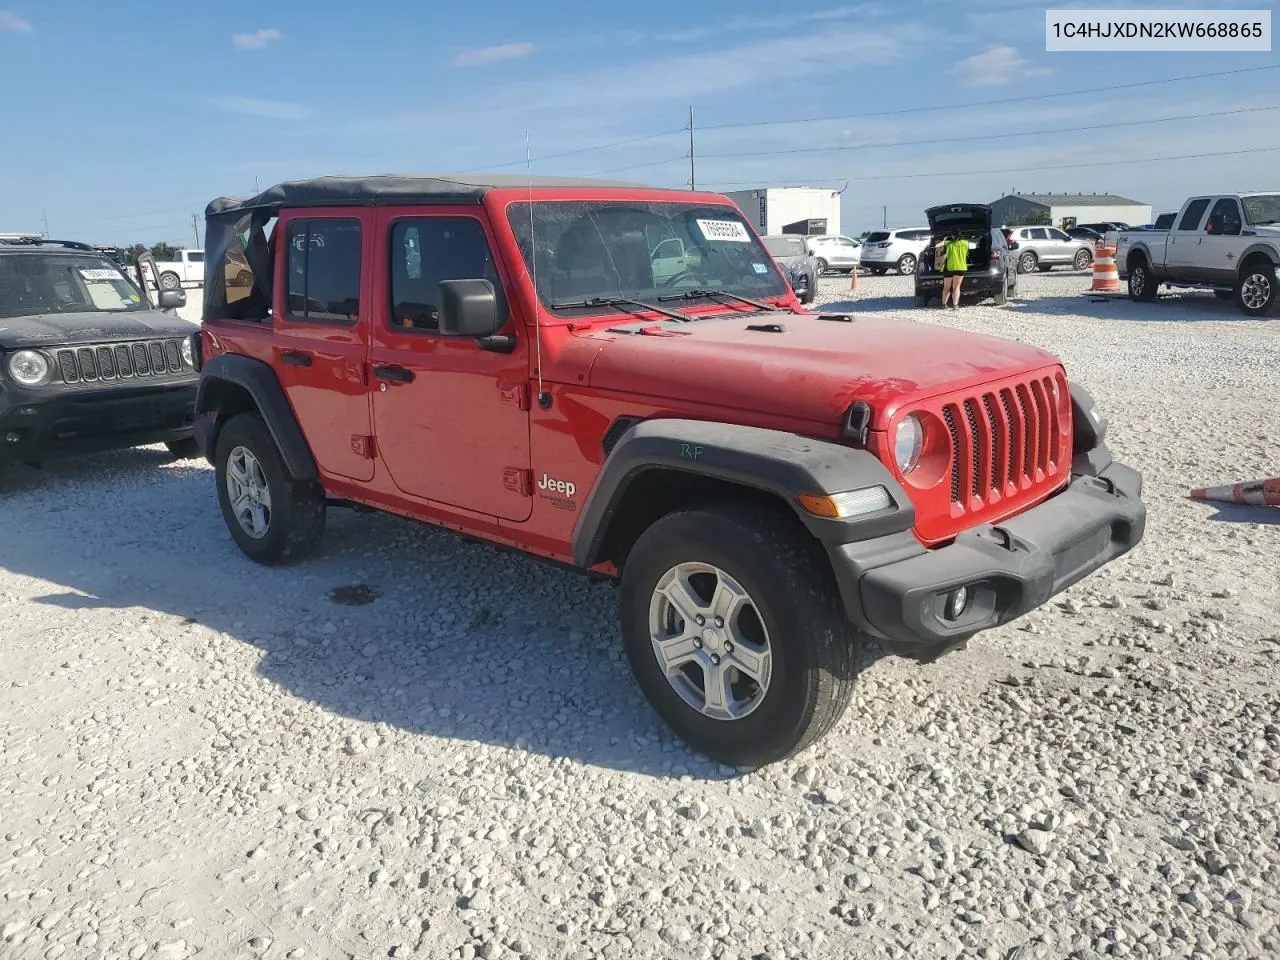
left=894, top=415, right=924, bottom=475
left=181, top=336, right=194, bottom=368
left=8, top=350, right=50, bottom=386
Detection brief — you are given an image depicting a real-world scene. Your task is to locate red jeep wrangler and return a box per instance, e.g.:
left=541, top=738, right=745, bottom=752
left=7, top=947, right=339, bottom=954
left=192, top=175, right=1145, bottom=766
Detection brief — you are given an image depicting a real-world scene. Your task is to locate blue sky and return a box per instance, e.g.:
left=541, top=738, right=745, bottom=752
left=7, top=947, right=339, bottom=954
left=1, top=0, right=1276, bottom=245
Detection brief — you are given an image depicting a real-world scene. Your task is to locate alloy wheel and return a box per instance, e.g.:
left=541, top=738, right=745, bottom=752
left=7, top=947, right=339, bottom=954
left=648, top=561, right=772, bottom=721
left=225, top=445, right=272, bottom=539
left=1241, top=272, right=1273, bottom=311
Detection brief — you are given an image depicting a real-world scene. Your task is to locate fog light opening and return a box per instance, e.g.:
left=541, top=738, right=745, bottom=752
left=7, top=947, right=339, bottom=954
left=943, top=586, right=970, bottom=622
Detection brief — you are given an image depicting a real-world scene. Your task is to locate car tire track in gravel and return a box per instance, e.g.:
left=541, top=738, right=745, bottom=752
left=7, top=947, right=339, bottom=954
left=2, top=270, right=1277, bottom=960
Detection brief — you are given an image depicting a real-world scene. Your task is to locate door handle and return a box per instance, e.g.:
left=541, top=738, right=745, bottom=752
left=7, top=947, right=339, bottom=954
left=373, top=365, right=414, bottom=383
left=280, top=351, right=312, bottom=366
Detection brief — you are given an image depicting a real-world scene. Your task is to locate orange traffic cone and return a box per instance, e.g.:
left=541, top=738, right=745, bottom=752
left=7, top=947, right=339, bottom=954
left=1189, top=475, right=1280, bottom=507
left=1091, top=243, right=1121, bottom=293
left=850, top=267, right=859, bottom=292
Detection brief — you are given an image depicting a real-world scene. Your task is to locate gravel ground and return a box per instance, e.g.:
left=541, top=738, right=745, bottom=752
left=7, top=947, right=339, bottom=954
left=2, top=270, right=1278, bottom=960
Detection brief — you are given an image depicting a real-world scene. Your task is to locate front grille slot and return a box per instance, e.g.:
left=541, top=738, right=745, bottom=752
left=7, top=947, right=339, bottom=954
left=96, top=347, right=116, bottom=380
left=77, top=348, right=98, bottom=381
left=51, top=338, right=186, bottom=384
left=936, top=374, right=1065, bottom=509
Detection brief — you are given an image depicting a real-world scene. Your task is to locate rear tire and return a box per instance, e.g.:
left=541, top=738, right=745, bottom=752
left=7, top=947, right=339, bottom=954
left=165, top=438, right=200, bottom=460
left=915, top=293, right=931, bottom=307
left=992, top=271, right=1008, bottom=305
left=159, top=272, right=181, bottom=290
left=619, top=502, right=861, bottom=768
left=215, top=412, right=326, bottom=565
left=1018, top=251, right=1038, bottom=274
left=1127, top=259, right=1159, bottom=302
left=870, top=266, right=887, bottom=275
left=896, top=253, right=917, bottom=275
left=1213, top=290, right=1234, bottom=301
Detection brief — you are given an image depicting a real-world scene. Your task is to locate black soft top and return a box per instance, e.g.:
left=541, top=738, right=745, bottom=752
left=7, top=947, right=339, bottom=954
left=205, top=173, right=652, bottom=217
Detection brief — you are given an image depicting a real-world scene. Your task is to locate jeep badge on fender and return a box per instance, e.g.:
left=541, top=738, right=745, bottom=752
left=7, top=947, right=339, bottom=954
left=191, top=173, right=1145, bottom=768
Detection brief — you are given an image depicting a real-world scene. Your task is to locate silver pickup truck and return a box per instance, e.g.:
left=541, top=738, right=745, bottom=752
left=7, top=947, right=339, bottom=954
left=1113, top=192, right=1280, bottom=317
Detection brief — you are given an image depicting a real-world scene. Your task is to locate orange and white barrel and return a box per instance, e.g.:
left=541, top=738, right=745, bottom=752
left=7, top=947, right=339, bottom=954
left=1091, top=244, right=1120, bottom=293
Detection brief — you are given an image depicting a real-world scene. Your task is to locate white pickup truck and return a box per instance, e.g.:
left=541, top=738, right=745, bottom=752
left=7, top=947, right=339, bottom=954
left=1114, top=192, right=1280, bottom=317
left=138, top=248, right=206, bottom=290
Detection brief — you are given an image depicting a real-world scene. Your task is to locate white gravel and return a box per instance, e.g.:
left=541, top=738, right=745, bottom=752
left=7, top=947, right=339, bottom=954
left=2, top=270, right=1278, bottom=960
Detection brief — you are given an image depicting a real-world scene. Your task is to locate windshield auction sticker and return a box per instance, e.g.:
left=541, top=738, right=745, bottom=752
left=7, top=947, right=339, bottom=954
left=1046, top=9, right=1270, bottom=50
left=695, top=219, right=752, bottom=243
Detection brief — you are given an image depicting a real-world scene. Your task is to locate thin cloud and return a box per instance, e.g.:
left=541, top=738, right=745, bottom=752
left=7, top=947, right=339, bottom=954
left=233, top=28, right=282, bottom=50
left=452, top=42, right=534, bottom=67
left=0, top=10, right=33, bottom=32
left=952, top=45, right=1050, bottom=87
left=212, top=96, right=312, bottom=121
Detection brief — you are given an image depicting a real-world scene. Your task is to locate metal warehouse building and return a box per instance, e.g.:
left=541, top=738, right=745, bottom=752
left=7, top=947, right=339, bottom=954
left=723, top=187, right=842, bottom=237
left=989, top=192, right=1153, bottom=230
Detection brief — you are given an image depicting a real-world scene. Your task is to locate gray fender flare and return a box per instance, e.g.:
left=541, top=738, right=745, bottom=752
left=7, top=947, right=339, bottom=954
left=195, top=354, right=317, bottom=481
left=571, top=418, right=916, bottom=567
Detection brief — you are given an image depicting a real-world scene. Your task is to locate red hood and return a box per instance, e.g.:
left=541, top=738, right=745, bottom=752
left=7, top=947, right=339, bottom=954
left=576, top=311, right=1061, bottom=430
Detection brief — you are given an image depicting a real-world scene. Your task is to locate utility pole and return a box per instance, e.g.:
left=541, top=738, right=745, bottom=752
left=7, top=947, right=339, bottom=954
left=191, top=214, right=200, bottom=247
left=882, top=205, right=887, bottom=229
left=41, top=210, right=49, bottom=238
left=254, top=176, right=260, bottom=193
left=688, top=106, right=696, bottom=191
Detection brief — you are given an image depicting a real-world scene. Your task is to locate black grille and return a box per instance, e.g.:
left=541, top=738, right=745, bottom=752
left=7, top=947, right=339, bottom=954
left=982, top=395, right=1002, bottom=492
left=77, top=348, right=98, bottom=381
left=942, top=406, right=961, bottom=503
left=963, top=399, right=981, bottom=500
left=96, top=347, right=116, bottom=379
left=53, top=338, right=187, bottom=385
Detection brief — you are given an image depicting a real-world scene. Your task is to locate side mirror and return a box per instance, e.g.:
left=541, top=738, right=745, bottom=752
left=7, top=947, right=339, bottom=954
left=158, top=289, right=186, bottom=310
left=438, top=279, right=501, bottom=337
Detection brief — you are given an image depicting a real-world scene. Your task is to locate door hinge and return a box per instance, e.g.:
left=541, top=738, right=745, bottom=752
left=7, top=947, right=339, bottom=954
left=498, top=382, right=530, bottom=411
left=503, top=467, right=533, bottom=497
left=351, top=435, right=376, bottom=459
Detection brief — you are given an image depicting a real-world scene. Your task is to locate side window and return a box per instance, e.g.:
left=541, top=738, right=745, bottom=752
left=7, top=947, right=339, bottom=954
left=1207, top=198, right=1242, bottom=235
left=1048, top=229, right=1070, bottom=241
left=1177, top=199, right=1211, bottom=232
left=389, top=217, right=505, bottom=332
left=1027, top=228, right=1049, bottom=240
left=285, top=218, right=362, bottom=324
left=188, top=251, right=205, bottom=263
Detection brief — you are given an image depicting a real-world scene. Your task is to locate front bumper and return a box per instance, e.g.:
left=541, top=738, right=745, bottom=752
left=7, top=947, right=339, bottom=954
left=0, top=382, right=198, bottom=462
left=827, top=455, right=1145, bottom=661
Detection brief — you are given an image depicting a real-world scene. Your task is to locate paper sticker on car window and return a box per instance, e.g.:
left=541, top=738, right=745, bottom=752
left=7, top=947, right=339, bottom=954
left=751, top=262, right=768, bottom=274
left=79, top=268, right=122, bottom=280
left=695, top=219, right=751, bottom=243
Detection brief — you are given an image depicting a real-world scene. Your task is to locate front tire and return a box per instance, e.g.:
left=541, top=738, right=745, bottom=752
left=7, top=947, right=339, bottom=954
left=214, top=412, right=326, bottom=565
left=897, top=253, right=917, bottom=275
left=815, top=258, right=829, bottom=276
left=1213, top=290, right=1234, bottom=301
left=619, top=502, right=861, bottom=767
left=1236, top=264, right=1280, bottom=317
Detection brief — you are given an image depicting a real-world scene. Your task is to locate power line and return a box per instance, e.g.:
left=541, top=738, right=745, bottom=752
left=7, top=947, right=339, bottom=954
left=698, top=64, right=1280, bottom=132
left=696, top=104, right=1280, bottom=163
left=582, top=104, right=1279, bottom=176
left=698, top=145, right=1280, bottom=186
left=471, top=128, right=687, bottom=172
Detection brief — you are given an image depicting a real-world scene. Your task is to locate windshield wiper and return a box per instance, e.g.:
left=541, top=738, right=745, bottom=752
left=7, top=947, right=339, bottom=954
left=657, top=288, right=775, bottom=312
left=550, top=296, right=693, bottom=323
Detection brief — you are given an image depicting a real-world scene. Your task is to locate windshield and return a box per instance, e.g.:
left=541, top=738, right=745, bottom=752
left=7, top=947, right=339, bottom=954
left=505, top=200, right=789, bottom=313
left=1242, top=194, right=1280, bottom=225
left=0, top=253, right=146, bottom=319
left=761, top=236, right=806, bottom=258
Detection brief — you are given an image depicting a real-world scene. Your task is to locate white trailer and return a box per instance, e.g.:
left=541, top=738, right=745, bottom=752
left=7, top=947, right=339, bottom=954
left=722, top=187, right=842, bottom=238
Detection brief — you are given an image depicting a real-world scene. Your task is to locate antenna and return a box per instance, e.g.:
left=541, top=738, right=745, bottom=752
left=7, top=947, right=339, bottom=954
left=526, top=130, right=549, bottom=409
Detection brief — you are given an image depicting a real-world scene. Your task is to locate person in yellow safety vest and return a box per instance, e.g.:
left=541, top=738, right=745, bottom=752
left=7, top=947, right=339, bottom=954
left=940, top=232, right=969, bottom=309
